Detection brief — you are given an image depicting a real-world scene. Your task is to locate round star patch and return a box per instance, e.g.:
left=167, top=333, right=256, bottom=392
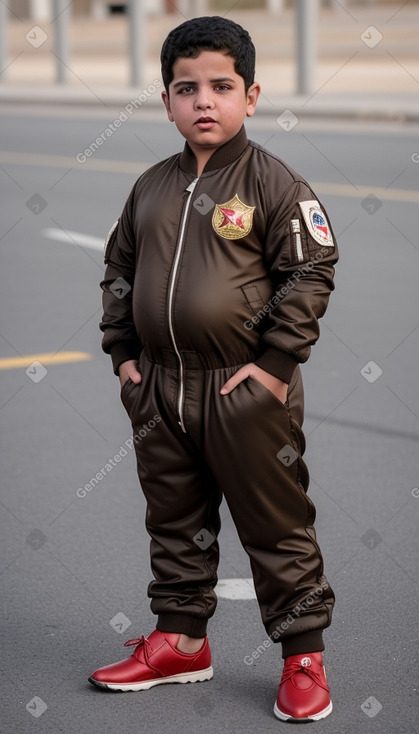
left=298, top=200, right=334, bottom=247
left=212, top=194, right=255, bottom=240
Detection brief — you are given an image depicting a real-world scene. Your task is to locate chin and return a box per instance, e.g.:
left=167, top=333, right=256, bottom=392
left=193, top=132, right=220, bottom=143
left=198, top=137, right=224, bottom=147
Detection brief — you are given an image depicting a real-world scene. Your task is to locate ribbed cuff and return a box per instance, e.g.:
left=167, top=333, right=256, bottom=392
left=281, top=630, right=324, bottom=659
left=254, top=347, right=299, bottom=384
left=108, top=341, right=142, bottom=375
left=157, top=614, right=208, bottom=639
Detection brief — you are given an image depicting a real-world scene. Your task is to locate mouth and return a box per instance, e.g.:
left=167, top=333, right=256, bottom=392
left=195, top=117, right=217, bottom=129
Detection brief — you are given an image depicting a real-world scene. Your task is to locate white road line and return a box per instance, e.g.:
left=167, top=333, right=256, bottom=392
left=215, top=578, right=256, bottom=600
left=43, top=227, right=104, bottom=251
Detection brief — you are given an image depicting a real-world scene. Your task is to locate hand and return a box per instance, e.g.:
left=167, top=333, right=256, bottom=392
left=220, top=363, right=288, bottom=404
left=119, top=359, right=142, bottom=389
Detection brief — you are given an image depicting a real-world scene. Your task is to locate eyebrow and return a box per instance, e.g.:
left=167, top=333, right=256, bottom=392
left=172, top=77, right=236, bottom=88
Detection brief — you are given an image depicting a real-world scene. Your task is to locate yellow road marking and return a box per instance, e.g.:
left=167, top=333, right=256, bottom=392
left=0, top=150, right=417, bottom=203
left=0, top=150, right=147, bottom=175
left=313, top=181, right=419, bottom=203
left=0, top=351, right=92, bottom=370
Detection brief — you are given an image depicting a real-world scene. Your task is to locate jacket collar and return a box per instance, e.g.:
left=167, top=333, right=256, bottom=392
left=179, top=125, right=249, bottom=174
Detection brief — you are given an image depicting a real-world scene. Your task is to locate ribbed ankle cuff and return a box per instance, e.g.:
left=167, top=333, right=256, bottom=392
left=281, top=629, right=325, bottom=659
left=156, top=613, right=208, bottom=639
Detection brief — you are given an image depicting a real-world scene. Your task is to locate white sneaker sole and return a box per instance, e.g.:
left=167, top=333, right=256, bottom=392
left=274, top=700, right=333, bottom=722
left=88, top=665, right=213, bottom=692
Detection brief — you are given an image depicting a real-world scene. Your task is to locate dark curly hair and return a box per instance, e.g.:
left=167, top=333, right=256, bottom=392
left=160, top=16, right=255, bottom=94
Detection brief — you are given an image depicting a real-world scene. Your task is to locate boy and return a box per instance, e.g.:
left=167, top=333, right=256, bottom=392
left=91, top=16, right=337, bottom=722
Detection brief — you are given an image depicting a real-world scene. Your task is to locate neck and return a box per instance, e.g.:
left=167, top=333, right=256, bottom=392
left=189, top=145, right=217, bottom=177
left=180, top=126, right=248, bottom=175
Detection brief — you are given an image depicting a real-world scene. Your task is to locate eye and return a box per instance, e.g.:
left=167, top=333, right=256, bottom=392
left=178, top=86, right=195, bottom=94
left=215, top=84, right=231, bottom=92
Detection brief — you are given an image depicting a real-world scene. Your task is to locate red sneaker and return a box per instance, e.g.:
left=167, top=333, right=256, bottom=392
left=274, top=652, right=332, bottom=722
left=88, top=630, right=213, bottom=691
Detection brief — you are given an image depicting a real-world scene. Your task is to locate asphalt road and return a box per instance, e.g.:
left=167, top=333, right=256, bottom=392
left=1, top=106, right=419, bottom=734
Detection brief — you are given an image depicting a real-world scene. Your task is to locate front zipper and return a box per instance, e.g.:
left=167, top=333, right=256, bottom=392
left=167, top=177, right=199, bottom=433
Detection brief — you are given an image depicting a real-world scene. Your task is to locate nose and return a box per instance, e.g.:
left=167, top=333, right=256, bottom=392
left=194, top=86, right=215, bottom=111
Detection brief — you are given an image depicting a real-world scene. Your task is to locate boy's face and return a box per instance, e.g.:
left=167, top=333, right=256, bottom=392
left=162, top=50, right=260, bottom=157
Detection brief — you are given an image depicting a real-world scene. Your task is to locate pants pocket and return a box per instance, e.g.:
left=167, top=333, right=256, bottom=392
left=120, top=376, right=140, bottom=415
left=245, top=375, right=289, bottom=409
left=120, top=376, right=133, bottom=396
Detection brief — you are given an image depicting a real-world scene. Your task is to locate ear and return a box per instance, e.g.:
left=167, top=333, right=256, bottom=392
left=161, top=90, right=175, bottom=122
left=245, top=81, right=261, bottom=118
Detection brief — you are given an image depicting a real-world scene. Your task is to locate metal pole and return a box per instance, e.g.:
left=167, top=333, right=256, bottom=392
left=0, top=0, right=8, bottom=80
left=177, top=0, right=189, bottom=15
left=267, top=0, right=284, bottom=12
left=129, top=0, right=146, bottom=88
left=195, top=0, right=208, bottom=14
left=296, top=0, right=318, bottom=95
left=54, top=0, right=70, bottom=83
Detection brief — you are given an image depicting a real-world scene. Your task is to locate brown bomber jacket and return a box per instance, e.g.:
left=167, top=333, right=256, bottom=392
left=100, top=125, right=338, bottom=385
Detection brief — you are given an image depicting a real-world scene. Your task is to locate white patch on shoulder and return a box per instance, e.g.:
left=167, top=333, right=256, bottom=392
left=299, top=200, right=334, bottom=247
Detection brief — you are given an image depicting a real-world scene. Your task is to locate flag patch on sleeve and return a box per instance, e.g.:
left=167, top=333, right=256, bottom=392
left=298, top=200, right=334, bottom=247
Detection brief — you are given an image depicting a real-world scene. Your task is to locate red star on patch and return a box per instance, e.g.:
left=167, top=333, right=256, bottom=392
left=219, top=207, right=245, bottom=230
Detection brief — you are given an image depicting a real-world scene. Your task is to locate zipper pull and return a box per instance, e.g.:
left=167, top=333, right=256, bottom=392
left=186, top=177, right=199, bottom=193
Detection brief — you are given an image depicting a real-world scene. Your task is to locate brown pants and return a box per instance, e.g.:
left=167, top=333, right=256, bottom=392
left=121, top=350, right=335, bottom=658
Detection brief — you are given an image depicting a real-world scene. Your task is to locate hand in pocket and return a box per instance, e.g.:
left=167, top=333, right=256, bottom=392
left=119, top=359, right=142, bottom=389
left=220, top=363, right=288, bottom=403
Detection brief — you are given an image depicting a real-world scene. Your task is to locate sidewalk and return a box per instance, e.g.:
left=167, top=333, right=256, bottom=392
left=1, top=5, right=419, bottom=120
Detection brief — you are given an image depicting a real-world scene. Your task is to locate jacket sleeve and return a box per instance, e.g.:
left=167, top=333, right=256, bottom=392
left=99, top=185, right=142, bottom=375
left=254, top=180, right=338, bottom=384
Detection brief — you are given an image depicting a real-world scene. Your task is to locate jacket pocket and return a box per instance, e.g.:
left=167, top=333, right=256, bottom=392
left=241, top=282, right=265, bottom=316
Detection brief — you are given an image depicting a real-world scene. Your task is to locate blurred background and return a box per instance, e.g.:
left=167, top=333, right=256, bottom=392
left=1, top=2, right=419, bottom=734
left=2, top=0, right=419, bottom=101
